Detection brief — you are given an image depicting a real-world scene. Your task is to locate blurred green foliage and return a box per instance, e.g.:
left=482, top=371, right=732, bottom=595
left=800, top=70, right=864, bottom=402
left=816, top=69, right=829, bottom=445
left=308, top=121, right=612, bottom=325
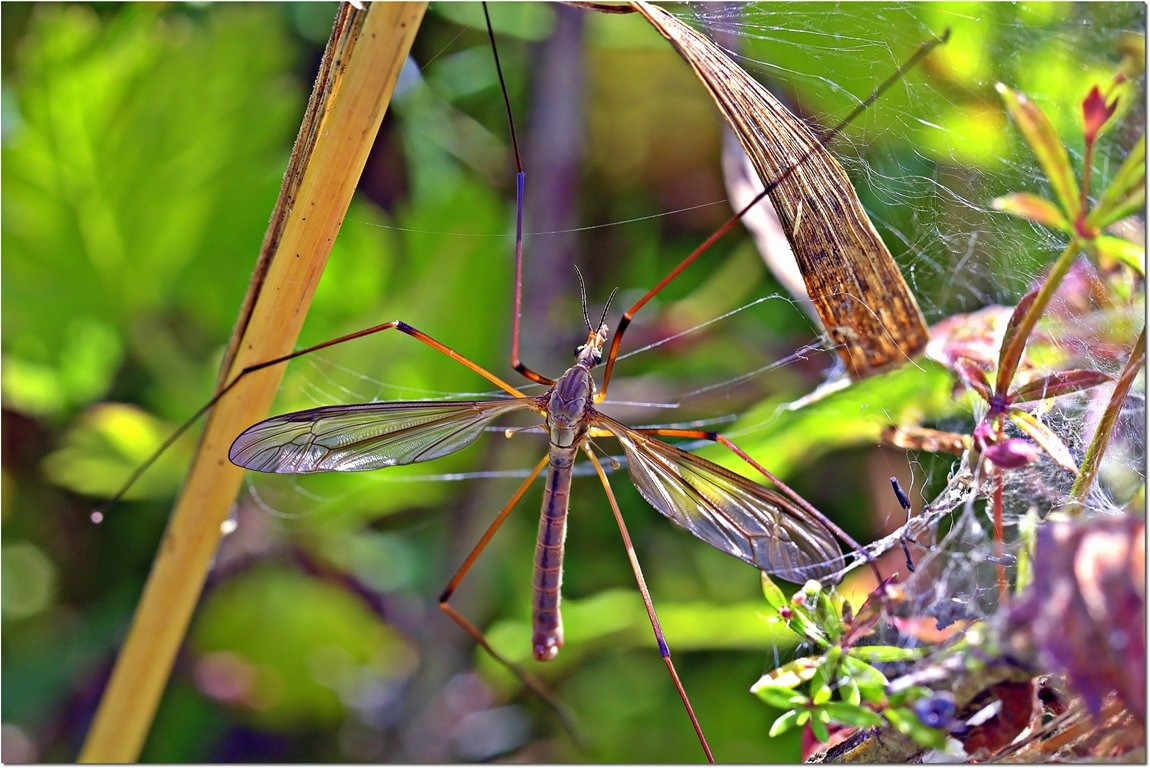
left=1, top=2, right=1142, bottom=763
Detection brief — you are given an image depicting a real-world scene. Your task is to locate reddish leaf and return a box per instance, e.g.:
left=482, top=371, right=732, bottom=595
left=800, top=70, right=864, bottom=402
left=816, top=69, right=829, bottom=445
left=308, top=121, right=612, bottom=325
left=991, top=192, right=1071, bottom=231
left=839, top=578, right=898, bottom=648
left=953, top=357, right=992, bottom=401
left=996, top=288, right=1039, bottom=395
left=1082, top=85, right=1119, bottom=145
left=1008, top=407, right=1078, bottom=473
left=1011, top=369, right=1112, bottom=402
left=996, top=83, right=1080, bottom=220
left=958, top=681, right=1037, bottom=758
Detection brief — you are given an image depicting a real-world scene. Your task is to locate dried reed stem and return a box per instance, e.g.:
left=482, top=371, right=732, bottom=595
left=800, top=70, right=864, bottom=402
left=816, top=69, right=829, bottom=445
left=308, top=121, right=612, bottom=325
left=79, top=4, right=427, bottom=760
left=1067, top=325, right=1146, bottom=511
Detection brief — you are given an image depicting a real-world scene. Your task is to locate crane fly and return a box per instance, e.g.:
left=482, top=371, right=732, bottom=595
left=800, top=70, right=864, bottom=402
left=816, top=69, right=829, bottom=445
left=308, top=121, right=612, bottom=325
left=227, top=300, right=856, bottom=763
left=222, top=6, right=869, bottom=756
left=228, top=309, right=850, bottom=655
left=86, top=4, right=937, bottom=761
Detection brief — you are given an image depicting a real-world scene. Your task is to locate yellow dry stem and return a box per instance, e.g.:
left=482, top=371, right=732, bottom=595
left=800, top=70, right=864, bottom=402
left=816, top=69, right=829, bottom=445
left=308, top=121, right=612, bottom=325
left=79, top=3, right=428, bottom=761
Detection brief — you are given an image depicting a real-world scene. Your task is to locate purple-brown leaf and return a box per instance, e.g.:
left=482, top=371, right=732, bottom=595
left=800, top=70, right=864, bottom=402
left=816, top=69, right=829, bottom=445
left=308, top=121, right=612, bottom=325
left=954, top=357, right=992, bottom=401
left=996, top=288, right=1039, bottom=395
left=1011, top=369, right=1112, bottom=403
left=1007, top=516, right=1145, bottom=723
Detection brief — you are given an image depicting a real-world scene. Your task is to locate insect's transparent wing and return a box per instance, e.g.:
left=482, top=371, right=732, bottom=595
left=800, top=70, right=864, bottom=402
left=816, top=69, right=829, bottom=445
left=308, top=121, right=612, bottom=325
left=597, top=416, right=844, bottom=583
left=230, top=398, right=540, bottom=474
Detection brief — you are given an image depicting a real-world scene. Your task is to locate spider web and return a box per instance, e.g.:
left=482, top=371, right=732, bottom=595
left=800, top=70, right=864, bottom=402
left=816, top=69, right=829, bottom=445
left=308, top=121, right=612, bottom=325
left=686, top=0, right=1142, bottom=641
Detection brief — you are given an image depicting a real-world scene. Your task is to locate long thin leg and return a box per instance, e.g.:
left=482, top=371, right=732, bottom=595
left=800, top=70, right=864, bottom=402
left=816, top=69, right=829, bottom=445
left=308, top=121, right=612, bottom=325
left=597, top=193, right=769, bottom=402
left=635, top=427, right=881, bottom=583
left=96, top=320, right=526, bottom=515
left=437, top=454, right=584, bottom=749
left=483, top=3, right=554, bottom=388
left=582, top=445, right=715, bottom=764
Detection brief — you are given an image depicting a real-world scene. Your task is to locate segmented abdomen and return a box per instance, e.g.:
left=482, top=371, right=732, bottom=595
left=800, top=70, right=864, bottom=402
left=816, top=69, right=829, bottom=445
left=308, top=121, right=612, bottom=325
left=532, top=449, right=575, bottom=661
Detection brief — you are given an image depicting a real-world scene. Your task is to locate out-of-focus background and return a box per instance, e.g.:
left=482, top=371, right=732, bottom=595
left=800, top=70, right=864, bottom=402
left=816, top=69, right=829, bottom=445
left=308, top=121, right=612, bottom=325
left=2, top=3, right=1143, bottom=762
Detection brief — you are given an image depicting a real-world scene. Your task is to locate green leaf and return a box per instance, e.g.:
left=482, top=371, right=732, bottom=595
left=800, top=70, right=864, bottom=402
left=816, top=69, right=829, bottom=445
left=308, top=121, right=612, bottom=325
left=996, top=83, right=1080, bottom=220
left=752, top=656, right=822, bottom=691
left=3, top=5, right=301, bottom=417
left=1088, top=134, right=1145, bottom=230
left=809, top=708, right=831, bottom=743
left=1015, top=507, right=1042, bottom=592
left=1089, top=235, right=1146, bottom=275
left=991, top=192, right=1071, bottom=231
left=815, top=590, right=843, bottom=644
left=841, top=674, right=862, bottom=706
left=753, top=685, right=811, bottom=710
left=701, top=361, right=956, bottom=479
left=849, top=645, right=928, bottom=663
left=768, top=708, right=805, bottom=738
left=761, top=573, right=789, bottom=611
left=884, top=707, right=948, bottom=750
left=1010, top=369, right=1111, bottom=402
left=192, top=565, right=415, bottom=730
left=887, top=684, right=938, bottom=708
left=822, top=702, right=884, bottom=728
left=842, top=656, right=889, bottom=702
left=1008, top=407, right=1079, bottom=473
left=810, top=650, right=837, bottom=705
left=783, top=598, right=830, bottom=648
left=488, top=590, right=801, bottom=668
left=41, top=403, right=190, bottom=499
left=433, top=3, right=556, bottom=41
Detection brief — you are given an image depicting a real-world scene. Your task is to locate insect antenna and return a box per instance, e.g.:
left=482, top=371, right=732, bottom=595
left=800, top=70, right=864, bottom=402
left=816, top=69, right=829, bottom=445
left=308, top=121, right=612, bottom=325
left=574, top=264, right=595, bottom=332
left=573, top=264, right=620, bottom=335
left=598, top=286, right=620, bottom=331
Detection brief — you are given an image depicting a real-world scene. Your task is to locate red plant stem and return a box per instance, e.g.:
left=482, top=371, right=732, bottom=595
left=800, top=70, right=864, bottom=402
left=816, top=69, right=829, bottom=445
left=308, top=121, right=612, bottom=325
left=993, top=419, right=1008, bottom=603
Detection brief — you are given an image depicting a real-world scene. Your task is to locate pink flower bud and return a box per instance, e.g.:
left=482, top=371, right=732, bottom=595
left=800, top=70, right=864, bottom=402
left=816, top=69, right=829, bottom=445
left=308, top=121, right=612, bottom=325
left=974, top=420, right=997, bottom=451
left=984, top=438, right=1042, bottom=469
left=1082, top=85, right=1118, bottom=145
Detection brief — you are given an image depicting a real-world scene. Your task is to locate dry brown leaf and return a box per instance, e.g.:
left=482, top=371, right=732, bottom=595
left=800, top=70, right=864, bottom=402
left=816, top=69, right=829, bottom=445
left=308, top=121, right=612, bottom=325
left=630, top=1, right=931, bottom=378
